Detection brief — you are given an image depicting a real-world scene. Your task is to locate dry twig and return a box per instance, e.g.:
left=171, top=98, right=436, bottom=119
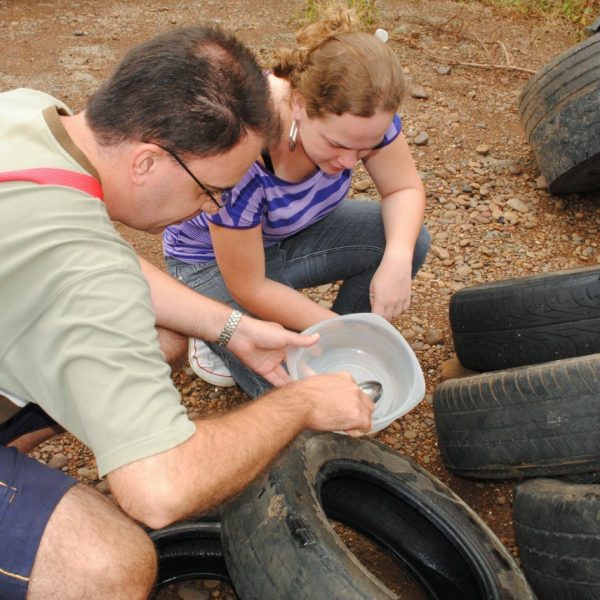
left=416, top=46, right=536, bottom=74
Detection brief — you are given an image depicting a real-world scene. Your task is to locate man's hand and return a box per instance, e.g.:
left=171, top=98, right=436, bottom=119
left=283, top=372, right=374, bottom=435
left=227, top=316, right=319, bottom=386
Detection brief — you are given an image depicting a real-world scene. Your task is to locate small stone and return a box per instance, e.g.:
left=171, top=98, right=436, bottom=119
left=431, top=245, right=450, bottom=260
left=503, top=211, right=520, bottom=225
left=436, top=65, right=451, bottom=75
left=509, top=164, right=523, bottom=175
left=353, top=179, right=371, bottom=192
left=506, top=198, right=530, bottom=213
left=456, top=265, right=472, bottom=277
left=409, top=84, right=429, bottom=99
left=475, top=144, right=490, bottom=156
left=48, top=454, right=69, bottom=470
left=77, top=466, right=98, bottom=480
left=425, top=329, right=444, bottom=345
left=535, top=174, right=548, bottom=189
left=404, top=430, right=418, bottom=440
left=413, top=131, right=429, bottom=146
left=416, top=271, right=436, bottom=280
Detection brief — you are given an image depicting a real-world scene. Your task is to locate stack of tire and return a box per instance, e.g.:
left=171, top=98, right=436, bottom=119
left=150, top=431, right=537, bottom=598
left=434, top=266, right=600, bottom=600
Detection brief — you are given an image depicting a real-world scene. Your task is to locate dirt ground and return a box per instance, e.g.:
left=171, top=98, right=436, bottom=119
left=3, top=0, right=599, bottom=597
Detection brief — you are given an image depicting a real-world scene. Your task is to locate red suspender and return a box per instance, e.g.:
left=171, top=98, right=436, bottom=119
left=0, top=168, right=103, bottom=201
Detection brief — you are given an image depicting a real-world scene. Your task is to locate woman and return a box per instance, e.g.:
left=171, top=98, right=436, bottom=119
left=163, top=7, right=430, bottom=396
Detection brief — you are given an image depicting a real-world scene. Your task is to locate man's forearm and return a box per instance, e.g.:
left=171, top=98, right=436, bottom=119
left=107, top=373, right=373, bottom=529
left=108, top=387, right=308, bottom=528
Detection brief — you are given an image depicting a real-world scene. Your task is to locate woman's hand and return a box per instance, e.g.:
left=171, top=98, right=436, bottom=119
left=227, top=315, right=319, bottom=386
left=369, top=256, right=413, bottom=321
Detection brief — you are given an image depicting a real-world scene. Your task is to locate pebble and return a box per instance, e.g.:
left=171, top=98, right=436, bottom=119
left=353, top=179, right=372, bottom=192
left=431, top=245, right=450, bottom=260
left=409, top=84, right=430, bottom=99
left=48, top=454, right=69, bottom=469
left=436, top=65, right=452, bottom=75
left=506, top=198, right=531, bottom=213
left=425, top=329, right=444, bottom=345
left=77, top=466, right=98, bottom=480
left=475, top=144, right=490, bottom=156
left=413, top=131, right=430, bottom=146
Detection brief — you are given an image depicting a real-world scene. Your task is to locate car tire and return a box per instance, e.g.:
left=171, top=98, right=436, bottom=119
left=221, top=432, right=534, bottom=600
left=519, top=33, right=600, bottom=194
left=149, top=518, right=231, bottom=590
left=433, top=353, right=600, bottom=479
left=449, top=266, right=600, bottom=372
left=514, top=477, right=600, bottom=600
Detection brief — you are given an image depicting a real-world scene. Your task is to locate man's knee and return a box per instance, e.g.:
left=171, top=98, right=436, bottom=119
left=29, top=484, right=157, bottom=599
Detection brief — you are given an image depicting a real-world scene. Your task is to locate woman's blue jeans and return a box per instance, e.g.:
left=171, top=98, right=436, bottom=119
left=166, top=200, right=430, bottom=398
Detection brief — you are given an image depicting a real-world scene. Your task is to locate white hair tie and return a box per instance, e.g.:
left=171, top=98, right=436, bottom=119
left=374, top=28, right=389, bottom=43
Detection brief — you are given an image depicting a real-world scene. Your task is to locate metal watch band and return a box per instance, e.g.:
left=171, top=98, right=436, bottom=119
left=216, top=309, right=243, bottom=347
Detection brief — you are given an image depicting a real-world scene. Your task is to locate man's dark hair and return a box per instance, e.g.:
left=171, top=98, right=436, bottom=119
left=86, top=25, right=272, bottom=156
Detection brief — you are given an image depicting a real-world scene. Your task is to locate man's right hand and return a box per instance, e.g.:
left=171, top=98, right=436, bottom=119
left=282, top=372, right=374, bottom=436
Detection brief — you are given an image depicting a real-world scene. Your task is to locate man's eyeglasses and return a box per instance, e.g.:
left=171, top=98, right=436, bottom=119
left=158, top=144, right=226, bottom=210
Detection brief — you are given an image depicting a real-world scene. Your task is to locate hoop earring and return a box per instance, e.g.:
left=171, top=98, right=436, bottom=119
left=288, top=119, right=299, bottom=152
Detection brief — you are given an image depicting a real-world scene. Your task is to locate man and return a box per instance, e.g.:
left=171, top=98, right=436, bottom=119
left=0, top=25, right=374, bottom=599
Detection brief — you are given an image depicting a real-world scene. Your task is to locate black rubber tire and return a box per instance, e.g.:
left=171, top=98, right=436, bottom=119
left=449, top=266, right=600, bottom=372
left=222, top=432, right=534, bottom=600
left=149, top=518, right=232, bottom=589
left=514, top=478, right=600, bottom=600
left=433, top=353, right=600, bottom=479
left=518, top=33, right=600, bottom=194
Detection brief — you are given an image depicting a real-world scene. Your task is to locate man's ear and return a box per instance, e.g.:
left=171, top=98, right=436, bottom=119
left=130, top=143, right=161, bottom=186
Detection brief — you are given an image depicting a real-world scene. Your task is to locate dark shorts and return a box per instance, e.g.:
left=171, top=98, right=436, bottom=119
left=0, top=403, right=57, bottom=446
left=0, top=409, right=76, bottom=599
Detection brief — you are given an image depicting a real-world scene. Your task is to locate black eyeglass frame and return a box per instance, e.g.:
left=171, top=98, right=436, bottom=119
left=156, top=144, right=224, bottom=209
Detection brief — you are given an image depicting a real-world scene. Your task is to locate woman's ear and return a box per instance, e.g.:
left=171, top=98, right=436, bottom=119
left=290, top=90, right=307, bottom=121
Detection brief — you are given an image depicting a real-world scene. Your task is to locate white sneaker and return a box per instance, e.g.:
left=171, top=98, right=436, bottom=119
left=188, top=337, right=235, bottom=387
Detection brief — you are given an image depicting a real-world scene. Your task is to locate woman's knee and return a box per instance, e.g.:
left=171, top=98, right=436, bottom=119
left=411, top=224, right=431, bottom=277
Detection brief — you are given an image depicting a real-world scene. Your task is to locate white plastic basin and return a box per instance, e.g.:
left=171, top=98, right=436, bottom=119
left=286, top=313, right=425, bottom=433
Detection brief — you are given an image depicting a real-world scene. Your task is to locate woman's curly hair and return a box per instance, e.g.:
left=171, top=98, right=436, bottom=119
left=271, top=6, right=406, bottom=118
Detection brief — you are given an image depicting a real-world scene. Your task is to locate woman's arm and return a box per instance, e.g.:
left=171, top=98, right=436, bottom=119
left=362, top=132, right=426, bottom=321
left=209, top=222, right=336, bottom=331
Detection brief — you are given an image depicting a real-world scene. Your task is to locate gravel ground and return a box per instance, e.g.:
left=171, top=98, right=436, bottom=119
left=3, top=0, right=600, bottom=597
